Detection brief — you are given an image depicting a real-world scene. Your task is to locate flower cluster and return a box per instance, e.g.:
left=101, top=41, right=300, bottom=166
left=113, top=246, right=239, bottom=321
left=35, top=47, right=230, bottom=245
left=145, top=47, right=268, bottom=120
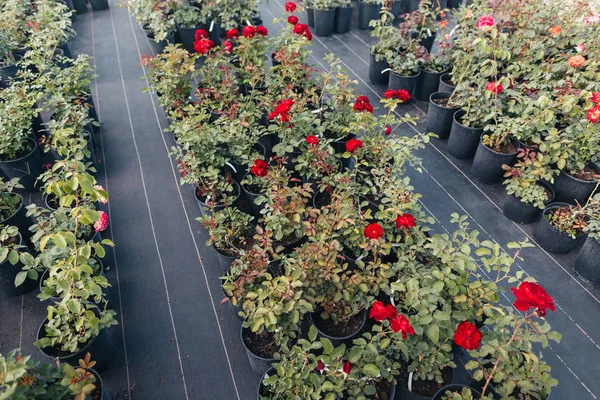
left=485, top=81, right=503, bottom=94
left=353, top=95, right=373, bottom=113
left=193, top=29, right=215, bottom=55
left=345, top=138, right=363, bottom=153
left=293, top=23, right=312, bottom=40
left=268, top=99, right=295, bottom=122
left=305, top=135, right=319, bottom=146
left=384, top=89, right=411, bottom=102
left=242, top=25, right=268, bottom=39
left=369, top=301, right=415, bottom=339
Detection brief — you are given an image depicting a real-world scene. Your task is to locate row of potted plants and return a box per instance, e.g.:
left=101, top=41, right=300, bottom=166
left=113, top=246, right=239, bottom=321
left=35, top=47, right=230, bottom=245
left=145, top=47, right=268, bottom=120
left=0, top=0, right=117, bottom=387
left=138, top=1, right=563, bottom=398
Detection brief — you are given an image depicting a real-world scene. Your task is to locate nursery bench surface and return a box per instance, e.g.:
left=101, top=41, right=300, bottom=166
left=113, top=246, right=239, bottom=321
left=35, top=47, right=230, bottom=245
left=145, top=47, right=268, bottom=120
left=1, top=1, right=599, bottom=399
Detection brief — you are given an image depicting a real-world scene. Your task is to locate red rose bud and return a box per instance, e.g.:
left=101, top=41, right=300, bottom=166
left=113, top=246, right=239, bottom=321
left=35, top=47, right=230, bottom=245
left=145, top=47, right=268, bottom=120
left=345, top=138, right=363, bottom=153
left=389, top=314, right=415, bottom=339
left=485, top=81, right=503, bottom=94
left=194, top=29, right=209, bottom=40
left=250, top=159, right=268, bottom=177
left=453, top=321, right=482, bottom=350
left=385, top=125, right=392, bottom=135
left=223, top=40, right=233, bottom=53
left=306, top=135, right=319, bottom=145
left=256, top=25, right=268, bottom=36
left=364, top=222, right=384, bottom=240
left=342, top=361, right=353, bottom=374
left=288, top=15, right=299, bottom=25
left=243, top=25, right=256, bottom=38
left=226, top=28, right=239, bottom=39
left=316, top=360, right=325, bottom=371
left=511, top=281, right=555, bottom=316
left=285, top=1, right=297, bottom=12
left=395, top=213, right=416, bottom=229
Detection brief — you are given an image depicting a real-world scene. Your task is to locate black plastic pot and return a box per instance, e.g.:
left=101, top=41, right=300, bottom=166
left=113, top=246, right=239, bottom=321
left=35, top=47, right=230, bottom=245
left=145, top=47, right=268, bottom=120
left=502, top=182, right=555, bottom=224
left=72, top=0, right=88, bottom=13
left=307, top=8, right=315, bottom=27
left=388, top=69, right=421, bottom=97
left=89, top=0, right=109, bottom=10
left=426, top=92, right=460, bottom=140
left=146, top=31, right=174, bottom=55
left=177, top=25, right=202, bottom=53
left=308, top=308, right=367, bottom=347
left=574, top=237, right=600, bottom=285
left=195, top=180, right=241, bottom=216
left=241, top=326, right=276, bottom=373
left=358, top=1, right=380, bottom=30
left=470, top=135, right=519, bottom=183
left=257, top=368, right=276, bottom=399
left=438, top=72, right=455, bottom=93
left=224, top=142, right=266, bottom=183
left=90, top=369, right=112, bottom=400
left=241, top=175, right=264, bottom=218
left=415, top=69, right=447, bottom=101
left=58, top=42, right=73, bottom=59
left=551, top=163, right=600, bottom=205
left=85, top=95, right=100, bottom=133
left=397, top=367, right=455, bottom=400
left=37, top=310, right=115, bottom=372
left=0, top=138, right=43, bottom=192
left=420, top=34, right=436, bottom=53
left=334, top=6, right=354, bottom=34
left=0, top=193, right=32, bottom=244
left=368, top=53, right=390, bottom=85
left=432, top=384, right=481, bottom=400
left=447, top=110, right=483, bottom=159
left=314, top=8, right=336, bottom=37
left=0, top=55, right=22, bottom=87
left=213, top=244, right=238, bottom=270
left=534, top=202, right=588, bottom=254
left=40, top=258, right=107, bottom=304
left=0, top=232, right=38, bottom=296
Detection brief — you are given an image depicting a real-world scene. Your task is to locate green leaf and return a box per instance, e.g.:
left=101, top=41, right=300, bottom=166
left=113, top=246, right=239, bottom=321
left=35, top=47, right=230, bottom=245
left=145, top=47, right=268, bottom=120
left=362, top=364, right=380, bottom=377
left=14, top=271, right=27, bottom=287
left=426, top=324, right=439, bottom=344
left=8, top=250, right=19, bottom=265
left=53, top=234, right=67, bottom=248
left=0, top=247, right=8, bottom=263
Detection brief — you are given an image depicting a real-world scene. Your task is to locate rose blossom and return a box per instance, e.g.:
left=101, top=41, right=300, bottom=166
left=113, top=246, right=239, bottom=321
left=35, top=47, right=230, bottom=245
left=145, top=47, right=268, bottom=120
left=548, top=25, right=561, bottom=36
left=250, top=159, right=268, bottom=177
left=485, top=81, right=503, bottom=94
left=477, top=15, right=495, bottom=29
left=242, top=25, right=256, bottom=38
left=353, top=95, right=373, bottom=113
left=226, top=28, right=239, bottom=39
left=584, top=14, right=600, bottom=24
left=194, top=38, right=215, bottom=54
left=590, top=92, right=600, bottom=104
left=369, top=301, right=398, bottom=322
left=511, top=281, right=555, bottom=317
left=285, top=1, right=297, bottom=12
left=94, top=185, right=108, bottom=204
left=395, top=213, right=416, bottom=229
left=256, top=25, right=268, bottom=36
left=454, top=322, right=482, bottom=350
left=316, top=361, right=325, bottom=372
left=223, top=40, right=233, bottom=53
left=288, top=15, right=299, bottom=25
left=587, top=106, right=600, bottom=124
left=94, top=211, right=109, bottom=232
left=389, top=314, right=415, bottom=339
left=384, top=89, right=411, bottom=102
left=305, top=135, right=319, bottom=145
left=568, top=55, right=586, bottom=68
left=293, top=23, right=312, bottom=40
left=345, top=138, right=363, bottom=153
left=364, top=222, right=384, bottom=240
left=194, top=29, right=208, bottom=40
left=576, top=43, right=586, bottom=53
left=268, top=99, right=294, bottom=122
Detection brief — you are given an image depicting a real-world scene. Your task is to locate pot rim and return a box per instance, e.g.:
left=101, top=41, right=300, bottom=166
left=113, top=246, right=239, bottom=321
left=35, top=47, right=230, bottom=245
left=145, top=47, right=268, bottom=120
left=431, top=384, right=482, bottom=400
left=308, top=307, right=367, bottom=341
left=0, top=54, right=23, bottom=69
left=195, top=179, right=241, bottom=206
left=390, top=68, right=422, bottom=79
left=541, top=201, right=589, bottom=239
left=0, top=192, right=24, bottom=225
left=240, top=325, right=278, bottom=361
left=479, top=133, right=519, bottom=156
left=0, top=138, right=38, bottom=165
left=439, top=72, right=455, bottom=87
left=559, top=162, right=600, bottom=184
left=452, top=110, right=482, bottom=131
left=428, top=91, right=459, bottom=111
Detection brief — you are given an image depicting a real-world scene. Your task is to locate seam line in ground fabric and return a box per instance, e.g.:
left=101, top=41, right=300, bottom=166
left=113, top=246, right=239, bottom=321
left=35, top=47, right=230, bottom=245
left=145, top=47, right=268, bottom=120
left=107, top=3, right=190, bottom=399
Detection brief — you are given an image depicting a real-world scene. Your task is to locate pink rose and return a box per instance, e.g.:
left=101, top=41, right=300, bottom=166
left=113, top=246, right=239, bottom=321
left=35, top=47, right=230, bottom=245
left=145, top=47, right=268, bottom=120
left=477, top=15, right=495, bottom=29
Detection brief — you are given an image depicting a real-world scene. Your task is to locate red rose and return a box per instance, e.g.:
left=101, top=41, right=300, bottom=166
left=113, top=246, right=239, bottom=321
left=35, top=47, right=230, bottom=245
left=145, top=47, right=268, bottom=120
left=353, top=95, right=373, bottom=113
left=256, top=25, right=268, bottom=36
left=288, top=15, right=299, bottom=25
left=477, top=15, right=495, bottom=29
left=588, top=105, right=600, bottom=123
left=511, top=282, right=555, bottom=317
left=293, top=23, right=312, bottom=40
left=369, top=301, right=398, bottom=322
left=345, top=138, right=363, bottom=153
left=316, top=360, right=325, bottom=371
left=454, top=321, right=482, bottom=350
left=385, top=125, right=392, bottom=135
left=364, top=222, right=384, bottom=240
left=226, top=28, right=239, bottom=39
left=306, top=135, right=319, bottom=145
left=395, top=213, right=416, bottom=229
left=194, top=29, right=208, bottom=40
left=194, top=38, right=215, bottom=54
left=389, top=314, right=415, bottom=339
left=384, top=89, right=411, bottom=102
left=243, top=25, right=256, bottom=38
left=269, top=99, right=295, bottom=122
left=285, top=1, right=297, bottom=12
left=342, top=361, right=353, bottom=374
left=250, top=159, right=268, bottom=177
left=223, top=40, right=233, bottom=53
left=591, top=92, right=600, bottom=104
left=485, top=81, right=503, bottom=94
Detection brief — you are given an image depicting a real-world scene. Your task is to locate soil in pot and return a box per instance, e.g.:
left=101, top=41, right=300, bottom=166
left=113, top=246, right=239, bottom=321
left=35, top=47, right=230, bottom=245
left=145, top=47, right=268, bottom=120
left=502, top=182, right=554, bottom=225
left=397, top=362, right=453, bottom=398
left=214, top=228, right=254, bottom=258
left=195, top=179, right=241, bottom=214
left=311, top=309, right=365, bottom=338
left=447, top=110, right=483, bottom=159
left=425, top=92, right=460, bottom=140
left=313, top=189, right=333, bottom=208
left=470, top=136, right=519, bottom=183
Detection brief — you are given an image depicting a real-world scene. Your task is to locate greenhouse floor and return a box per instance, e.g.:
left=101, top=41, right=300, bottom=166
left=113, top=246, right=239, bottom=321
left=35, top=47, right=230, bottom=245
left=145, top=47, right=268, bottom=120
left=1, top=0, right=599, bottom=399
